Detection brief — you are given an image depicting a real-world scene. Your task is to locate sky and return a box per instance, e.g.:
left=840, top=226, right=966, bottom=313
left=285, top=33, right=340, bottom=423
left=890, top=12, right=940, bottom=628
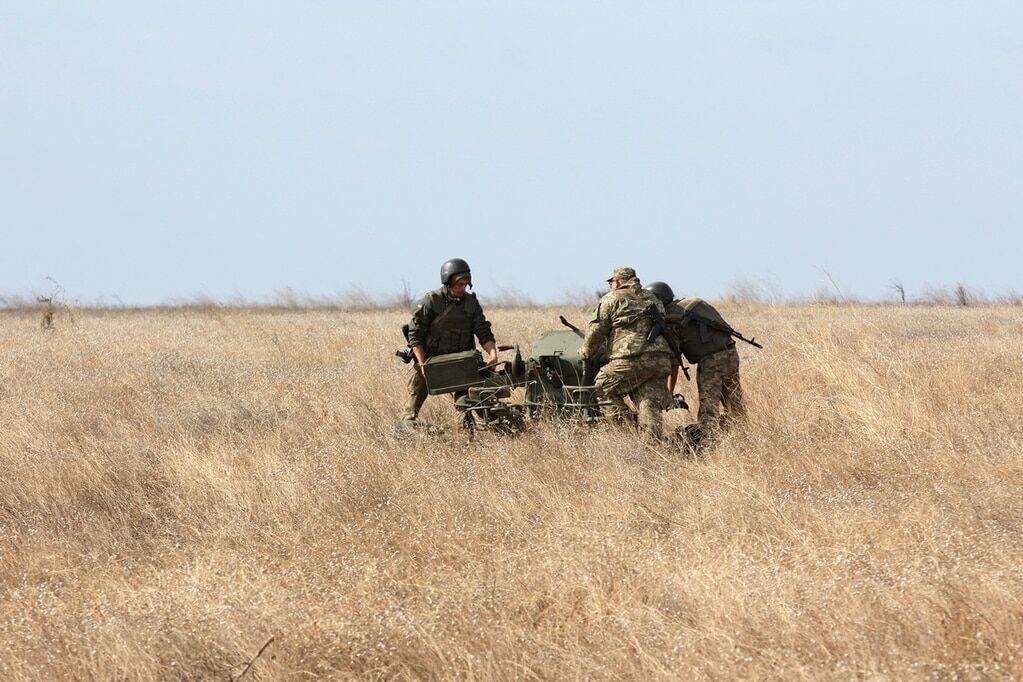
left=2, top=1, right=1022, bottom=305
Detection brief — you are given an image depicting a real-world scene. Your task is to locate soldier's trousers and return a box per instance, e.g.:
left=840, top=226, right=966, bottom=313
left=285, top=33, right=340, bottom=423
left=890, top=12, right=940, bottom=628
left=594, top=354, right=672, bottom=439
left=696, top=345, right=745, bottom=432
left=399, top=367, right=462, bottom=421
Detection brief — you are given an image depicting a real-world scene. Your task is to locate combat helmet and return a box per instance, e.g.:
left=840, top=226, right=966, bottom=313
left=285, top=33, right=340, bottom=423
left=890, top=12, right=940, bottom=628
left=644, top=281, right=675, bottom=305
left=440, top=258, right=472, bottom=286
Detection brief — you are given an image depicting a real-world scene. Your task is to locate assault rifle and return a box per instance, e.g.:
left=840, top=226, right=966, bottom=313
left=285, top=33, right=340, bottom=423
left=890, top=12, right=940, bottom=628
left=681, top=310, right=763, bottom=349
left=645, top=304, right=691, bottom=381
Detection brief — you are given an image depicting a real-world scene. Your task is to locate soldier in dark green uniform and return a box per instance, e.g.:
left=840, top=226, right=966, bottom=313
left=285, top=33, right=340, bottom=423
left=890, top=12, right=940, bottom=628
left=646, top=281, right=746, bottom=438
left=398, top=258, right=498, bottom=428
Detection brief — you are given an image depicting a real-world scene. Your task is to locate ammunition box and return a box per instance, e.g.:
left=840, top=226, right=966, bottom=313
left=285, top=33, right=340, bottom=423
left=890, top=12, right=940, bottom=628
left=422, top=350, right=485, bottom=395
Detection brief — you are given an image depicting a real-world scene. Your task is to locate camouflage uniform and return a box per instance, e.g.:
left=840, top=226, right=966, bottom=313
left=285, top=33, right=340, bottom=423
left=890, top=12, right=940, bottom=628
left=664, top=296, right=745, bottom=433
left=399, top=287, right=495, bottom=421
left=580, top=267, right=672, bottom=439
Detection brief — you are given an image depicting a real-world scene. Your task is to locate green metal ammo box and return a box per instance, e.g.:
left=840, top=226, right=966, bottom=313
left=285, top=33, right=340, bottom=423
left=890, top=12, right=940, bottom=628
left=422, top=350, right=486, bottom=395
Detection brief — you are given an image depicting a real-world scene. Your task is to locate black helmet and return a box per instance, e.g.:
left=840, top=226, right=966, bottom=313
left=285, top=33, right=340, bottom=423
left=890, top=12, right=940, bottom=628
left=645, top=281, right=674, bottom=305
left=440, top=258, right=472, bottom=286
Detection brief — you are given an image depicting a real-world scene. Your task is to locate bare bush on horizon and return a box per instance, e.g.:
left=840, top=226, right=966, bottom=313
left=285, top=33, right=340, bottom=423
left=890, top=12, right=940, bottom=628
left=0, top=304, right=1022, bottom=679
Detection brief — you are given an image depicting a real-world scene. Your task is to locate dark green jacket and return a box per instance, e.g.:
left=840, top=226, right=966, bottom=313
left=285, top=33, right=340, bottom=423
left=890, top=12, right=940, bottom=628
left=407, top=287, right=495, bottom=357
left=665, top=297, right=734, bottom=364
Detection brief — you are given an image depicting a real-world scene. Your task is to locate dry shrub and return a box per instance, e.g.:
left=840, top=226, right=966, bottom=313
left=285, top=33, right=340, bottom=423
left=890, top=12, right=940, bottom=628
left=1, top=305, right=1022, bottom=679
left=723, top=278, right=765, bottom=305
left=996, top=290, right=1023, bottom=306
left=920, top=284, right=988, bottom=307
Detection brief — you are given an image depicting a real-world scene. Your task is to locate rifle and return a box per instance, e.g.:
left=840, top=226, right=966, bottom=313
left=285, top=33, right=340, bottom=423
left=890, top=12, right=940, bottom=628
left=645, top=304, right=691, bottom=381
left=681, top=310, right=763, bottom=349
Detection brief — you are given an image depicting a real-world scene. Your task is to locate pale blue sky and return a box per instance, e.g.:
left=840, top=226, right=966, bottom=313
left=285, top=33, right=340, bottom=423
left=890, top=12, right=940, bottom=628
left=2, top=2, right=1021, bottom=305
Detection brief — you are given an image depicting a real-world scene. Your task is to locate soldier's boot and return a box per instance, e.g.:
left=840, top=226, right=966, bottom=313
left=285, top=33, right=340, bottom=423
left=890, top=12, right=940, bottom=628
left=671, top=421, right=712, bottom=458
left=674, top=424, right=706, bottom=457
left=394, top=418, right=419, bottom=439
left=396, top=399, right=424, bottom=438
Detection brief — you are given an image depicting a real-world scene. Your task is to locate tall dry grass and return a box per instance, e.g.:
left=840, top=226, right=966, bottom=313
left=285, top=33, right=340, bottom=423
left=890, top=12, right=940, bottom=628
left=0, top=304, right=1021, bottom=679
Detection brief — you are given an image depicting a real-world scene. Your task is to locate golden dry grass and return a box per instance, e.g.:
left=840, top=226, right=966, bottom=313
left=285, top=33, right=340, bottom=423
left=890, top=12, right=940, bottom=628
left=1, top=304, right=1021, bottom=679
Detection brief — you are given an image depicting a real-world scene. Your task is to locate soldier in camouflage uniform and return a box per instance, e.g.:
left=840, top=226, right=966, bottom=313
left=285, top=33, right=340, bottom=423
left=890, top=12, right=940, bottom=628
left=646, top=282, right=745, bottom=439
left=398, top=258, right=498, bottom=427
left=579, top=267, right=673, bottom=440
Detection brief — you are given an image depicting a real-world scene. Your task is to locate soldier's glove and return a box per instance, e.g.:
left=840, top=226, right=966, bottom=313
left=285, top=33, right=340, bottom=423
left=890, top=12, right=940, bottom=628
left=671, top=394, right=689, bottom=411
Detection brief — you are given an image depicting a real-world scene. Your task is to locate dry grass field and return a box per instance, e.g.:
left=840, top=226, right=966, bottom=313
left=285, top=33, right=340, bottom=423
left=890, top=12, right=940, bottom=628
left=1, top=303, right=1021, bottom=679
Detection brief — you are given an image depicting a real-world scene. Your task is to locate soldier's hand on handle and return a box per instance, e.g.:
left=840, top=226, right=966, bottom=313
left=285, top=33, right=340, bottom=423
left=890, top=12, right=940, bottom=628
left=482, top=340, right=499, bottom=365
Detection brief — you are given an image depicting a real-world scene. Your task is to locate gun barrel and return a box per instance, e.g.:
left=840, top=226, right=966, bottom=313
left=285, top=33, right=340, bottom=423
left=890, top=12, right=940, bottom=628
left=559, top=315, right=584, bottom=337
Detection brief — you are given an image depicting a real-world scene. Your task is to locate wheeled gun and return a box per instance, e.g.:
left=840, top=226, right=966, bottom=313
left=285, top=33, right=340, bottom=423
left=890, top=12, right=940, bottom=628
left=391, top=314, right=687, bottom=433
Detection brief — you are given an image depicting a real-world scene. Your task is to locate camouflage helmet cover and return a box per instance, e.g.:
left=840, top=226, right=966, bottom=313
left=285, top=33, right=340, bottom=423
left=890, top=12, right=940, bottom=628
left=644, top=281, right=675, bottom=305
left=440, top=258, right=471, bottom=286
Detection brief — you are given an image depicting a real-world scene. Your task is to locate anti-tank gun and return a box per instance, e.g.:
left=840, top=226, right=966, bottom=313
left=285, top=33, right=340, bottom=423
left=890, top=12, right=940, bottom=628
left=394, top=316, right=639, bottom=434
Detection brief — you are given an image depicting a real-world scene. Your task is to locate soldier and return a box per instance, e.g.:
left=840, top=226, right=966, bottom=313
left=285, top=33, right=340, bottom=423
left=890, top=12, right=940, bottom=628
left=645, top=281, right=746, bottom=441
left=397, top=258, right=498, bottom=429
left=579, top=267, right=673, bottom=440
